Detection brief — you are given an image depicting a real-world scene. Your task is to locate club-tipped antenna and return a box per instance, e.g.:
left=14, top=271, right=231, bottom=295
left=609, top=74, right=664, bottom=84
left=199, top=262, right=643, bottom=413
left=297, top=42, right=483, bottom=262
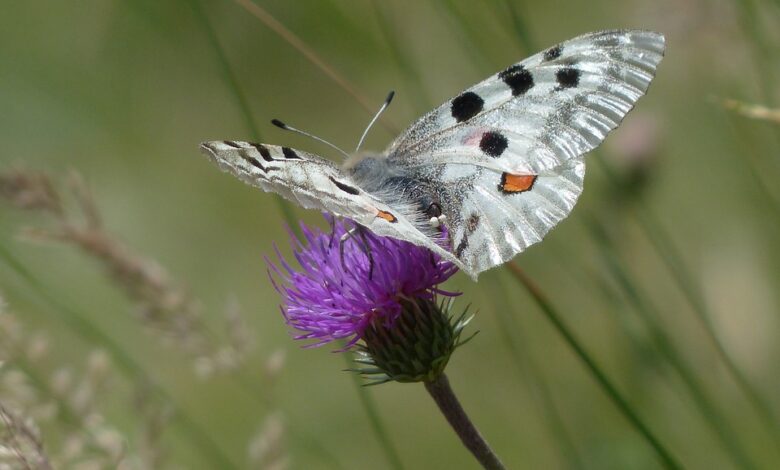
left=356, top=90, right=394, bottom=153
left=271, top=119, right=350, bottom=159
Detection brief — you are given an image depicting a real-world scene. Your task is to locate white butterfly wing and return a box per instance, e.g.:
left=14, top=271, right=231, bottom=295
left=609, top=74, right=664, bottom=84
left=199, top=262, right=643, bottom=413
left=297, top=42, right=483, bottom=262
left=385, top=30, right=664, bottom=277
left=433, top=160, right=584, bottom=278
left=202, top=30, right=664, bottom=280
left=200, top=140, right=463, bottom=267
left=387, top=30, right=665, bottom=174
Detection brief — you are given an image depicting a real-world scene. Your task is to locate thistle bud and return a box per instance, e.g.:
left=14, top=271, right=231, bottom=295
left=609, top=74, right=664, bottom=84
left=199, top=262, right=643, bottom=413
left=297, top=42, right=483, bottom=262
left=355, top=298, right=474, bottom=384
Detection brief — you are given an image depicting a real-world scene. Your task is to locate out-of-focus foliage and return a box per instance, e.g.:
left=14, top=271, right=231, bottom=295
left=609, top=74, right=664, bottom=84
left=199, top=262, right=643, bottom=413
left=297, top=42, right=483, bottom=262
left=1, top=0, right=778, bottom=468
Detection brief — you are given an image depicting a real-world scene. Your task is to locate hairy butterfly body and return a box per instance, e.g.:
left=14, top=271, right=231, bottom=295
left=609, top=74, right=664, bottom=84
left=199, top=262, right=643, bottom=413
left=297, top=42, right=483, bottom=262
left=201, top=30, right=665, bottom=280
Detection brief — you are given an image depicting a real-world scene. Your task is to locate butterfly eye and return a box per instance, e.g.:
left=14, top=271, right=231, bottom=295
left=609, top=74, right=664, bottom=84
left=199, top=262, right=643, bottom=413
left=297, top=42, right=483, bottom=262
left=425, top=202, right=443, bottom=218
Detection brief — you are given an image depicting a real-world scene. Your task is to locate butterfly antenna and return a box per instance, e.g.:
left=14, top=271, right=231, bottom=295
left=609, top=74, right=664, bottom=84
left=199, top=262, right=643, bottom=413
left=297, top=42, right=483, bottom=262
left=271, top=119, right=350, bottom=159
left=356, top=90, right=394, bottom=153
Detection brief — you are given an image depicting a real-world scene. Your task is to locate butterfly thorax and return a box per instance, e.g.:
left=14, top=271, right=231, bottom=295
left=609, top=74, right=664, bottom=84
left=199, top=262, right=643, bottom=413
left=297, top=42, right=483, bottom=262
left=345, top=153, right=443, bottom=221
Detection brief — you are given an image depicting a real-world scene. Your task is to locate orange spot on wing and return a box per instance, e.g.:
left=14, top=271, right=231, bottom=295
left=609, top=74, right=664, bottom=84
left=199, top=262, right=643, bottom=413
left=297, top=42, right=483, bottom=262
left=500, top=173, right=537, bottom=193
left=376, top=210, right=398, bottom=223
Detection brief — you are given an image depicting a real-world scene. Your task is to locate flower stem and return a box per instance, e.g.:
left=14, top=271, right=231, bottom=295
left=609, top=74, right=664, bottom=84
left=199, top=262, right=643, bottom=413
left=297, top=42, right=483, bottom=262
left=424, top=374, right=506, bottom=470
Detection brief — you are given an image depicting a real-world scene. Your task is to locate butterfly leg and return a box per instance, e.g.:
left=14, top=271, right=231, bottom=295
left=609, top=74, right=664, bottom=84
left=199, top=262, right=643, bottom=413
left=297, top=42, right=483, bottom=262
left=338, top=226, right=359, bottom=272
left=339, top=225, right=375, bottom=280
left=356, top=227, right=375, bottom=280
left=327, top=215, right=339, bottom=249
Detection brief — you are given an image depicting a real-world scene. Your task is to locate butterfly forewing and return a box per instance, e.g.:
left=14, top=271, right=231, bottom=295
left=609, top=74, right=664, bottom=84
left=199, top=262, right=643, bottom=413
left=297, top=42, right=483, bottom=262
left=200, top=140, right=463, bottom=268
left=387, top=30, right=665, bottom=175
left=382, top=30, right=664, bottom=277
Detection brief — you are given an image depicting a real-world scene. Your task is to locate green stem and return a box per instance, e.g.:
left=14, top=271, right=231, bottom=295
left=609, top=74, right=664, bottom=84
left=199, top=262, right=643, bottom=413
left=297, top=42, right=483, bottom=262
left=186, top=0, right=299, bottom=234
left=586, top=217, right=758, bottom=470
left=424, top=373, right=506, bottom=470
left=732, top=0, right=777, bottom=106
left=595, top=154, right=780, bottom=448
left=343, top=351, right=405, bottom=470
left=634, top=207, right=780, bottom=447
left=489, top=276, right=584, bottom=469
left=371, top=0, right=433, bottom=112
left=233, top=0, right=398, bottom=134
left=506, top=263, right=682, bottom=470
left=493, top=0, right=535, bottom=53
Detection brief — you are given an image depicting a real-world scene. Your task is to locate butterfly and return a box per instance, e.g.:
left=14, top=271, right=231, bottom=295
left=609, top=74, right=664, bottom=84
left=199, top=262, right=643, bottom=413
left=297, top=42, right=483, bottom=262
left=201, top=30, right=665, bottom=280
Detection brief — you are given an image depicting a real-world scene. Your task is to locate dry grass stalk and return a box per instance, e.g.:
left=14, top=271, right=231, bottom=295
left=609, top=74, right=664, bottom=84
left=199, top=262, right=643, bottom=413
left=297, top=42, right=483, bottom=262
left=0, top=168, right=254, bottom=377
left=0, top=402, right=53, bottom=470
left=247, top=412, right=288, bottom=470
left=720, top=98, right=780, bottom=124
left=0, top=296, right=131, bottom=469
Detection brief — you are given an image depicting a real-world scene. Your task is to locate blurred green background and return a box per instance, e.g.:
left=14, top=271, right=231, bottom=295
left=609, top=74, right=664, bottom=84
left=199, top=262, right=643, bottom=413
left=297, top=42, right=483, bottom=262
left=1, top=0, right=779, bottom=469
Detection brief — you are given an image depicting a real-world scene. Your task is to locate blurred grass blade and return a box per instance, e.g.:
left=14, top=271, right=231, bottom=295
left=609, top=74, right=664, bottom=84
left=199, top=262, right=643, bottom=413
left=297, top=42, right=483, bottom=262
left=732, top=0, right=777, bottom=105
left=594, top=154, right=780, bottom=445
left=13, top=354, right=85, bottom=431
left=720, top=114, right=780, bottom=217
left=585, top=216, right=759, bottom=470
left=186, top=0, right=298, bottom=232
left=632, top=207, right=780, bottom=448
left=505, top=263, right=682, bottom=470
left=371, top=0, right=432, bottom=112
left=0, top=241, right=240, bottom=470
left=492, top=5, right=774, bottom=451
left=187, top=0, right=260, bottom=141
left=488, top=275, right=584, bottom=469
left=434, top=0, right=494, bottom=72
left=224, top=372, right=346, bottom=469
left=234, top=0, right=398, bottom=134
left=343, top=351, right=405, bottom=470
left=720, top=98, right=780, bottom=125
left=197, top=1, right=405, bottom=463
left=491, top=0, right=535, bottom=53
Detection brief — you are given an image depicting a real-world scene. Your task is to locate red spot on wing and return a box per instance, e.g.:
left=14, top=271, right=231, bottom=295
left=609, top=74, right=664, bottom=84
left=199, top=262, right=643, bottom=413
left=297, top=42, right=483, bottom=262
left=376, top=210, right=398, bottom=223
left=462, top=129, right=484, bottom=146
left=500, top=173, right=537, bottom=193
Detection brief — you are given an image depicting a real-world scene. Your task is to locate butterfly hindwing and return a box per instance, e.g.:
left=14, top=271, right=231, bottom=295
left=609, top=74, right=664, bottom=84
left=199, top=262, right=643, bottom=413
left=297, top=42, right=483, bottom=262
left=436, top=160, right=585, bottom=276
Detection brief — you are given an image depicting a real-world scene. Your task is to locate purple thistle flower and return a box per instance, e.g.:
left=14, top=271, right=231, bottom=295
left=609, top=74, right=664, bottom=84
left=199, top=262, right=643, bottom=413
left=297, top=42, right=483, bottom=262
left=268, top=217, right=459, bottom=348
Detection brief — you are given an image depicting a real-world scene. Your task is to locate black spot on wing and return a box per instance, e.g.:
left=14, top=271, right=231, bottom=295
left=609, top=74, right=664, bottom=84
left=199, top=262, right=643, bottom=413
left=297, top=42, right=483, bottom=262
left=479, top=132, right=508, bottom=157
left=201, top=142, right=218, bottom=152
left=451, top=92, right=484, bottom=122
left=250, top=143, right=274, bottom=162
left=455, top=236, right=469, bottom=257
left=498, top=64, right=534, bottom=96
left=467, top=213, right=480, bottom=232
left=555, top=67, right=580, bottom=89
left=238, top=149, right=267, bottom=172
left=329, top=176, right=360, bottom=195
left=543, top=45, right=562, bottom=61
left=223, top=140, right=242, bottom=148
left=282, top=147, right=302, bottom=160
left=454, top=214, right=477, bottom=257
